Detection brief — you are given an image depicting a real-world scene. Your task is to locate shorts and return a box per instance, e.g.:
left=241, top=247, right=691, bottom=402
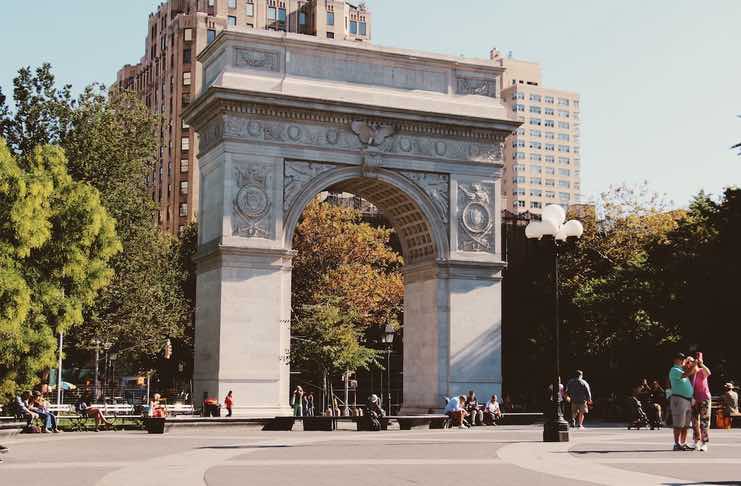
left=671, top=396, right=692, bottom=428
left=571, top=401, right=588, bottom=415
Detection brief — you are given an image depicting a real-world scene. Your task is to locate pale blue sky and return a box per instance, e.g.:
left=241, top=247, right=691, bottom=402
left=2, top=0, right=740, bottom=207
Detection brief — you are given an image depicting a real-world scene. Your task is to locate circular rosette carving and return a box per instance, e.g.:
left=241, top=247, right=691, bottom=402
left=235, top=184, right=271, bottom=221
left=462, top=201, right=492, bottom=235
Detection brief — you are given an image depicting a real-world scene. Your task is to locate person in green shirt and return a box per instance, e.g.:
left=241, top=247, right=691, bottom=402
left=669, top=352, right=694, bottom=451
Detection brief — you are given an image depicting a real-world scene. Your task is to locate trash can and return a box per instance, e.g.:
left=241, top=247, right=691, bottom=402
left=145, top=417, right=166, bottom=434
left=202, top=399, right=221, bottom=417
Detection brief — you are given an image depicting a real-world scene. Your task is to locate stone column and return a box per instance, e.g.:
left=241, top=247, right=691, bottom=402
left=193, top=146, right=292, bottom=416
left=193, top=247, right=292, bottom=417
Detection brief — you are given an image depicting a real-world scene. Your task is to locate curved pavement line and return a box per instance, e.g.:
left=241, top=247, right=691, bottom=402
left=93, top=437, right=321, bottom=486
left=496, top=440, right=684, bottom=486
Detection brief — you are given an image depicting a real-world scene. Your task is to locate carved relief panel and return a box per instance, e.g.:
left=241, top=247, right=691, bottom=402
left=456, top=181, right=496, bottom=253
left=232, top=164, right=273, bottom=239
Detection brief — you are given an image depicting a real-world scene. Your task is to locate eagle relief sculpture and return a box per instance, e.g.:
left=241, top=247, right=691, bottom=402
left=351, top=121, right=395, bottom=146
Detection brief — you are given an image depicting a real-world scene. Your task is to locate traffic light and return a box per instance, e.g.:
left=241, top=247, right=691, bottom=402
left=164, top=339, right=173, bottom=360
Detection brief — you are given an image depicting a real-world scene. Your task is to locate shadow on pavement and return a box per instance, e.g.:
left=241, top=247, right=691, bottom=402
left=197, top=444, right=292, bottom=450
left=568, top=449, right=669, bottom=454
left=663, top=483, right=741, bottom=486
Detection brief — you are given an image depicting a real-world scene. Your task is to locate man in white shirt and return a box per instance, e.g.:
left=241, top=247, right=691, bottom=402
left=484, top=395, right=502, bottom=426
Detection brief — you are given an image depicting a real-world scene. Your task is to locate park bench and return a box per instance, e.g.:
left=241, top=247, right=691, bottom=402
left=166, top=403, right=195, bottom=416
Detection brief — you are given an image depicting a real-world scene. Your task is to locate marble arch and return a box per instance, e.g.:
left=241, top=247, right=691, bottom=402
left=184, top=29, right=519, bottom=416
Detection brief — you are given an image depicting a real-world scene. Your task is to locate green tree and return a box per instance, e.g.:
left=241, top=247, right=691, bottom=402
left=0, top=139, right=121, bottom=399
left=1, top=65, right=192, bottom=373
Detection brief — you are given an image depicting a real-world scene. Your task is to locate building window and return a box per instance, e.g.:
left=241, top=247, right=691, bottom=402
left=182, top=118, right=190, bottom=129
left=183, top=72, right=191, bottom=86
left=545, top=155, right=555, bottom=163
left=530, top=189, right=542, bottom=198
left=546, top=167, right=556, bottom=175
left=529, top=129, right=541, bottom=137
left=516, top=127, right=526, bottom=136
left=327, top=11, right=334, bottom=25
left=546, top=191, right=555, bottom=199
left=545, top=179, right=555, bottom=187
left=513, top=176, right=526, bottom=184
left=558, top=97, right=570, bottom=106
left=559, top=192, right=571, bottom=201
left=514, top=92, right=525, bottom=100
left=544, top=96, right=554, bottom=104
left=208, top=0, right=215, bottom=6
left=183, top=48, right=192, bottom=64
left=530, top=154, right=542, bottom=162
left=184, top=28, right=193, bottom=42
left=558, top=110, right=570, bottom=118
left=278, top=7, right=286, bottom=28
left=228, top=15, right=237, bottom=26
left=529, top=106, right=541, bottom=114
left=529, top=118, right=542, bottom=126
left=529, top=94, right=541, bottom=102
left=513, top=104, right=525, bottom=112
left=558, top=133, right=570, bottom=141
left=544, top=107, right=554, bottom=115
left=558, top=121, right=570, bottom=129
left=350, top=20, right=358, bottom=34
left=545, top=143, right=555, bottom=151
left=180, top=203, right=188, bottom=217
left=515, top=200, right=526, bottom=208
left=228, top=0, right=236, bottom=8
left=559, top=169, right=571, bottom=176
left=513, top=140, right=525, bottom=148
left=207, top=29, right=216, bottom=44
left=327, top=32, right=335, bottom=38
left=544, top=119, right=555, bottom=127
left=246, top=1, right=254, bottom=16
left=529, top=141, right=542, bottom=150
left=531, top=201, right=542, bottom=209
left=559, top=180, right=571, bottom=188
left=180, top=181, right=189, bottom=195
left=299, top=11, right=306, bottom=26
left=359, top=21, right=367, bottom=36
left=530, top=178, right=542, bottom=185
left=181, top=137, right=190, bottom=151
left=180, top=159, right=189, bottom=173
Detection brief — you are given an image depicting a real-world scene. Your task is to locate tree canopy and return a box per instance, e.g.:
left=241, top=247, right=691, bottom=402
left=0, top=64, right=192, bottom=381
left=0, top=139, right=120, bottom=398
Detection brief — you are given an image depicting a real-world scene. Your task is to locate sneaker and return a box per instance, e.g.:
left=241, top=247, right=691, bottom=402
left=579, top=425, right=585, bottom=430
left=673, top=444, right=682, bottom=451
left=694, top=442, right=701, bottom=451
left=680, top=444, right=694, bottom=451
left=700, top=443, right=708, bottom=452
left=0, top=445, right=7, bottom=454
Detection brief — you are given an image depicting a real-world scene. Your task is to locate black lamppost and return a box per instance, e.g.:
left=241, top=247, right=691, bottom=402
left=525, top=204, right=583, bottom=443
left=381, top=324, right=395, bottom=414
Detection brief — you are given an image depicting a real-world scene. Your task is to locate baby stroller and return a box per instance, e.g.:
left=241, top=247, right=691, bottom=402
left=626, top=395, right=651, bottom=430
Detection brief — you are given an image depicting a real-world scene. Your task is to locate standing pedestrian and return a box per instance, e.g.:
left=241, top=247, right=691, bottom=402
left=669, top=352, right=694, bottom=451
left=305, top=392, right=315, bottom=417
left=291, top=386, right=304, bottom=417
left=690, top=353, right=711, bottom=451
left=224, top=390, right=234, bottom=417
left=566, top=370, right=592, bottom=429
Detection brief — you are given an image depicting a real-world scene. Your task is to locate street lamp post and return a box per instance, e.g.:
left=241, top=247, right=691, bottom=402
left=525, top=204, right=583, bottom=443
left=381, top=324, right=395, bottom=415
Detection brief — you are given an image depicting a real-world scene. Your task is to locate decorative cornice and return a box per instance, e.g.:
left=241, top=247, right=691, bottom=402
left=196, top=99, right=509, bottom=144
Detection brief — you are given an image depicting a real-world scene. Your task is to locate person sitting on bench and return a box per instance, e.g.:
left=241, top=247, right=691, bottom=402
left=444, top=396, right=469, bottom=428
left=364, top=394, right=385, bottom=431
left=465, top=391, right=483, bottom=426
left=483, top=395, right=502, bottom=426
left=76, top=396, right=113, bottom=430
left=30, top=391, right=61, bottom=433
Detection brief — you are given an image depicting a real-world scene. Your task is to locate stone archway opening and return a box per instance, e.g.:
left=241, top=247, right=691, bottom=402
left=287, top=172, right=443, bottom=414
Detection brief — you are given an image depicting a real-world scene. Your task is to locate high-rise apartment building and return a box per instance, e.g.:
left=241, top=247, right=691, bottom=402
left=116, top=0, right=372, bottom=233
left=490, top=49, right=582, bottom=214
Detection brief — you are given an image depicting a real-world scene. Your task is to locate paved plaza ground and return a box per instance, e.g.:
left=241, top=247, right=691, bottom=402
left=1, top=424, right=740, bottom=485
